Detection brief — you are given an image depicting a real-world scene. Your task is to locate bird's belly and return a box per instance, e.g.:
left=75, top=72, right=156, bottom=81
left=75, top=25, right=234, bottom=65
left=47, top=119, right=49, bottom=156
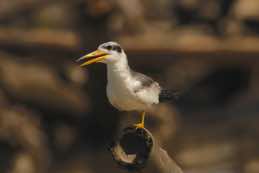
left=107, top=84, right=147, bottom=111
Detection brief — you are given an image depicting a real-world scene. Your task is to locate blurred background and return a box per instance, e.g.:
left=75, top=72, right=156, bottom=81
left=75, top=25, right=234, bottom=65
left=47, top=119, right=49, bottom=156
left=0, top=0, right=259, bottom=173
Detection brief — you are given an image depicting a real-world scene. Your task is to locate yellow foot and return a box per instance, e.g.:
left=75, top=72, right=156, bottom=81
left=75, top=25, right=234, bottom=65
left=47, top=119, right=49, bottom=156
left=134, top=111, right=146, bottom=129
left=134, top=122, right=144, bottom=129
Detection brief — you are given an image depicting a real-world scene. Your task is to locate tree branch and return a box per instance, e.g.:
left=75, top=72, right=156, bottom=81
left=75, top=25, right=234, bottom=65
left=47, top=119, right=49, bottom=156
left=110, top=126, right=183, bottom=173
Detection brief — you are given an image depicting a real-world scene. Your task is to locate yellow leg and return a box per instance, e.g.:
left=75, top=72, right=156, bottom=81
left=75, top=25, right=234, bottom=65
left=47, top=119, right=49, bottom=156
left=134, top=111, right=145, bottom=129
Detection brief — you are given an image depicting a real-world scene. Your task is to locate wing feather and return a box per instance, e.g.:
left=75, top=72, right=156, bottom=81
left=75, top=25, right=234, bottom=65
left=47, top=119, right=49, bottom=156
left=131, top=71, right=161, bottom=105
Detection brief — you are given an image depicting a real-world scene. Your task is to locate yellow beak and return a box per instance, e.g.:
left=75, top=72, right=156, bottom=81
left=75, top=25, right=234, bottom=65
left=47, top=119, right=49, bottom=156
left=76, top=50, right=109, bottom=67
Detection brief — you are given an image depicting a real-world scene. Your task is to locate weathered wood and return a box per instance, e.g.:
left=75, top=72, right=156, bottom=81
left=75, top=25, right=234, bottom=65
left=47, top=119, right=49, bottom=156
left=1, top=27, right=259, bottom=58
left=110, top=126, right=183, bottom=173
left=120, top=35, right=259, bottom=55
left=0, top=27, right=80, bottom=53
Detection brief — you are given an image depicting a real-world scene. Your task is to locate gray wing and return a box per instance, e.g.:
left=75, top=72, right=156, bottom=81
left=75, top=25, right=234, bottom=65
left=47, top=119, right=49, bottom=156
left=131, top=71, right=156, bottom=92
left=131, top=70, right=161, bottom=104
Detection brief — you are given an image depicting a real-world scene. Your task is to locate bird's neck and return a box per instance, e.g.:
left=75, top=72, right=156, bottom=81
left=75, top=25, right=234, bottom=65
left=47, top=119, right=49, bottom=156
left=107, top=56, right=132, bottom=82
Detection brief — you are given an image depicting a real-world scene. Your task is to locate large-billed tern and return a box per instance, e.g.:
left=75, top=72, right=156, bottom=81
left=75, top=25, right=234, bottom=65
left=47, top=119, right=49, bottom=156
left=77, top=41, right=177, bottom=129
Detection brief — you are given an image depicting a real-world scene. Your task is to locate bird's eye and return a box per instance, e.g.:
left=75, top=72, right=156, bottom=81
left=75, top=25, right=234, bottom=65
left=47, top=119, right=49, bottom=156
left=113, top=46, right=122, bottom=53
left=106, top=45, right=112, bottom=50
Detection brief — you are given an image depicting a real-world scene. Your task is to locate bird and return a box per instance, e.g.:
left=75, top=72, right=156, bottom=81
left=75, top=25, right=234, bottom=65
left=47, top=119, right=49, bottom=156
left=76, top=41, right=178, bottom=129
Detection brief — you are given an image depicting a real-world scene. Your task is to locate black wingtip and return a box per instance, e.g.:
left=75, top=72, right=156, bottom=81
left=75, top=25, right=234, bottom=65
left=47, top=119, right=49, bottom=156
left=159, top=89, right=180, bottom=102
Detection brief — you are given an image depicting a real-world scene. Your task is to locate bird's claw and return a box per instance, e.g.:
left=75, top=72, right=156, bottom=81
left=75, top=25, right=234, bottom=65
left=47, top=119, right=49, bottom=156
left=134, top=122, right=144, bottom=129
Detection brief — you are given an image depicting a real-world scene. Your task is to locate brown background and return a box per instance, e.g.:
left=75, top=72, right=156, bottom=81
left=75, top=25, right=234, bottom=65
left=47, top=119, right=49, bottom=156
left=0, top=0, right=259, bottom=173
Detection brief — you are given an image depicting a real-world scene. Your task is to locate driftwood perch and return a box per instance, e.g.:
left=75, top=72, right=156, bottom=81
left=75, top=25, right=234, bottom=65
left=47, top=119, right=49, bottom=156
left=110, top=126, right=183, bottom=173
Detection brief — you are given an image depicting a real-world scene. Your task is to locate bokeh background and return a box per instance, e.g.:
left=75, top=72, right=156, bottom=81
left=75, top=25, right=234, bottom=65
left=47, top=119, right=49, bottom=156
left=0, top=0, right=259, bottom=173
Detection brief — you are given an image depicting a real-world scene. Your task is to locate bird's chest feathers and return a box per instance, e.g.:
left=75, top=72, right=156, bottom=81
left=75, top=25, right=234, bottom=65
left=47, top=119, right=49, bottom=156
left=106, top=65, right=138, bottom=110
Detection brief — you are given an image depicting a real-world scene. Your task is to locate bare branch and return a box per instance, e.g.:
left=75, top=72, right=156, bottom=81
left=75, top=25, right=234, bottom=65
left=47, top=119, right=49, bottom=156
left=110, top=126, right=183, bottom=173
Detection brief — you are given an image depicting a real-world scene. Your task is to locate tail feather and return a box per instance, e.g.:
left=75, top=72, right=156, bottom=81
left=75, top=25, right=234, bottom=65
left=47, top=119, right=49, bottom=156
left=159, top=89, right=179, bottom=102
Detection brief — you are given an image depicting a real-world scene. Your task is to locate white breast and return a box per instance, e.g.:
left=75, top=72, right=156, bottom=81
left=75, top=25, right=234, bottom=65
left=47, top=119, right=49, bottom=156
left=106, top=63, right=152, bottom=111
left=106, top=72, right=148, bottom=111
left=105, top=55, right=160, bottom=111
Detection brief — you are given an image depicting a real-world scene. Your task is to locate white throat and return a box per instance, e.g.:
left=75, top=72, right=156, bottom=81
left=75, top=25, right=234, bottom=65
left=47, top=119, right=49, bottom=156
left=107, top=54, right=131, bottom=81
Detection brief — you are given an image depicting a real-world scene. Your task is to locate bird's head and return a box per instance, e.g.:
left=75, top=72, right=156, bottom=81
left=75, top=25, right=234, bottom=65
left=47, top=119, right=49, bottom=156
left=77, top=41, right=126, bottom=67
